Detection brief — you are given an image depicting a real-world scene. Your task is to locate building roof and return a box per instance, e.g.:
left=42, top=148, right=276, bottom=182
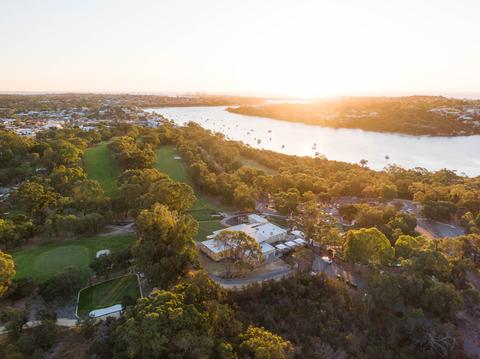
left=89, top=304, right=123, bottom=318
left=201, top=238, right=275, bottom=255
left=275, top=243, right=289, bottom=251
left=211, top=222, right=287, bottom=244
left=291, top=230, right=305, bottom=238
left=201, top=238, right=229, bottom=254
left=248, top=214, right=268, bottom=224
left=294, top=238, right=307, bottom=245
left=285, top=240, right=300, bottom=248
left=260, top=242, right=276, bottom=254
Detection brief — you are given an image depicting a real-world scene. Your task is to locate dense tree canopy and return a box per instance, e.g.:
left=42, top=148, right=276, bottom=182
left=112, top=290, right=217, bottom=359
left=0, top=250, right=15, bottom=297
left=344, top=227, right=395, bottom=265
left=133, top=203, right=198, bottom=288
left=239, top=326, right=294, bottom=359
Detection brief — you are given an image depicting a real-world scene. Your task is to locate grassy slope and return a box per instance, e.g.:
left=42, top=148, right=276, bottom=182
left=84, top=142, right=120, bottom=198
left=238, top=155, right=278, bottom=175
left=154, top=146, right=227, bottom=241
left=12, top=234, right=134, bottom=282
left=77, top=274, right=141, bottom=317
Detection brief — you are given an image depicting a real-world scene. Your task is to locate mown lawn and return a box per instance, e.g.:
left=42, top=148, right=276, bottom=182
left=77, top=274, right=141, bottom=317
left=154, top=146, right=191, bottom=184
left=84, top=142, right=120, bottom=198
left=12, top=234, right=135, bottom=283
left=238, top=155, right=278, bottom=175
left=194, top=220, right=224, bottom=242
left=155, top=146, right=234, bottom=241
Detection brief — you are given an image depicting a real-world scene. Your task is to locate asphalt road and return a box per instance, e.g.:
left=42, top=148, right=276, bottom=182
left=312, top=255, right=365, bottom=289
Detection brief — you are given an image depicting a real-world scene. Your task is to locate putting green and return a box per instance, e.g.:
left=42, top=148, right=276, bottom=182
left=13, top=234, right=134, bottom=283
left=33, top=246, right=90, bottom=277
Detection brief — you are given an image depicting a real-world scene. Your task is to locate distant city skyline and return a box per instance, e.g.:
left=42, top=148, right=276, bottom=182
left=2, top=0, right=480, bottom=98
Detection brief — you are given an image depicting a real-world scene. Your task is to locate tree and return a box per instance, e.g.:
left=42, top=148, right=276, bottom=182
left=420, top=282, right=463, bottom=319
left=173, top=270, right=223, bottom=308
left=71, top=179, right=107, bottom=213
left=291, top=247, right=315, bottom=272
left=112, top=290, right=215, bottom=359
left=274, top=189, right=300, bottom=216
left=233, top=183, right=256, bottom=210
left=409, top=250, right=452, bottom=282
left=297, top=200, right=320, bottom=241
left=0, top=219, right=18, bottom=249
left=41, top=139, right=82, bottom=169
left=33, top=306, right=58, bottom=350
left=0, top=250, right=15, bottom=297
left=403, top=309, right=457, bottom=358
left=142, top=180, right=196, bottom=212
left=49, top=165, right=86, bottom=195
left=215, top=230, right=263, bottom=278
left=133, top=204, right=198, bottom=287
left=1, top=307, right=29, bottom=341
left=89, top=254, right=113, bottom=280
left=39, top=267, right=89, bottom=303
left=118, top=168, right=169, bottom=216
left=344, top=227, right=394, bottom=265
left=109, top=136, right=154, bottom=169
left=11, top=181, right=58, bottom=223
left=239, top=326, right=293, bottom=359
left=359, top=159, right=369, bottom=168
left=395, top=235, right=421, bottom=259
left=338, top=204, right=358, bottom=222
left=421, top=200, right=457, bottom=221
left=381, top=184, right=398, bottom=200
left=118, top=168, right=196, bottom=216
left=296, top=200, right=335, bottom=245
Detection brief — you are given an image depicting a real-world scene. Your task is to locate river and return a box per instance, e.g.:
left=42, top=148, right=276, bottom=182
left=147, top=106, right=480, bottom=177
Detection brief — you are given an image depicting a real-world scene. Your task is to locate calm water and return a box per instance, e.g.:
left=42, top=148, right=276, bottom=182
left=148, top=106, right=480, bottom=177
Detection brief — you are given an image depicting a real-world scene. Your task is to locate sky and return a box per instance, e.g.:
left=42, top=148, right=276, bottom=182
left=1, top=0, right=480, bottom=98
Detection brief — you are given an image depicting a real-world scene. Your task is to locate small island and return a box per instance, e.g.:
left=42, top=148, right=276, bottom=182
left=228, top=96, right=480, bottom=136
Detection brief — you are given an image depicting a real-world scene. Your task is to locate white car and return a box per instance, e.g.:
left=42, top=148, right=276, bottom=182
left=321, top=256, right=332, bottom=264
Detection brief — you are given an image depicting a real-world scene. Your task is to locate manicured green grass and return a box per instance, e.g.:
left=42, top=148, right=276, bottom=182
left=195, top=220, right=224, bottom=242
left=155, top=146, right=192, bottom=184
left=155, top=145, right=235, bottom=241
left=12, top=234, right=135, bottom=283
left=239, top=155, right=278, bottom=175
left=77, top=274, right=141, bottom=317
left=155, top=146, right=232, bottom=212
left=84, top=142, right=120, bottom=198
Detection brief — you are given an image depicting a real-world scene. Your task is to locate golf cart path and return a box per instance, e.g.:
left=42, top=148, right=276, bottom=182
left=211, top=267, right=292, bottom=289
left=0, top=318, right=77, bottom=335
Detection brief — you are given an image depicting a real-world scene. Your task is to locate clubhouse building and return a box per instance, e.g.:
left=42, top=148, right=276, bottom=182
left=200, top=214, right=306, bottom=262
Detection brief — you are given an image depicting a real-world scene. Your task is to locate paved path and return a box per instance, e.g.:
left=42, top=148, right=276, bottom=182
left=98, top=222, right=135, bottom=237
left=211, top=267, right=292, bottom=289
left=0, top=318, right=77, bottom=335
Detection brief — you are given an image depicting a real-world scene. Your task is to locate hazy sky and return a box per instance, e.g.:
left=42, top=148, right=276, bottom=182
left=1, top=0, right=479, bottom=97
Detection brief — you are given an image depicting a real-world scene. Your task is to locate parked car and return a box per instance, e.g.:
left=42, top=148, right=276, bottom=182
left=321, top=256, right=332, bottom=264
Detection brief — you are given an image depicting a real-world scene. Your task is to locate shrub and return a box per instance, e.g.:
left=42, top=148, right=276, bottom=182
left=39, top=267, right=89, bottom=303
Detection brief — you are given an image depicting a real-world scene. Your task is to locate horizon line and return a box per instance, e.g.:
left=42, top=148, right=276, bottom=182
left=1, top=90, right=480, bottom=101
